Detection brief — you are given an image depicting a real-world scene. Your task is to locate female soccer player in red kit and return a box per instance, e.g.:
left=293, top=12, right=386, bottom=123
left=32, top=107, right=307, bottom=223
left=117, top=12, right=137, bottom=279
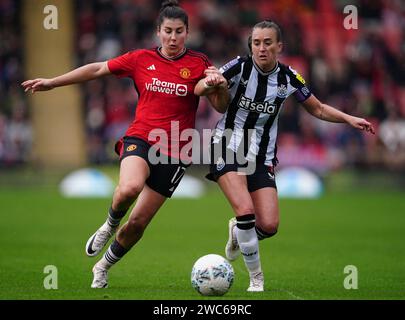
left=22, top=0, right=228, bottom=288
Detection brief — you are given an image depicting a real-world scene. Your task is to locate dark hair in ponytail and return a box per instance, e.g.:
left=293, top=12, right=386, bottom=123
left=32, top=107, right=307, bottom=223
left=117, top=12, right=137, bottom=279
left=157, top=0, right=189, bottom=31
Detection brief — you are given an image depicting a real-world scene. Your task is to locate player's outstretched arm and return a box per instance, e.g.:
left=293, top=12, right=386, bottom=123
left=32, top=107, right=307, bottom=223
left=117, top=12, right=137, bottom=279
left=301, top=95, right=375, bottom=134
left=194, top=67, right=230, bottom=113
left=21, top=61, right=111, bottom=93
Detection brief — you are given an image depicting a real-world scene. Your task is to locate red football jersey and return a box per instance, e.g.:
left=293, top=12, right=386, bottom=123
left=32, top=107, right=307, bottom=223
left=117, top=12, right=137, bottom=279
left=107, top=47, right=211, bottom=161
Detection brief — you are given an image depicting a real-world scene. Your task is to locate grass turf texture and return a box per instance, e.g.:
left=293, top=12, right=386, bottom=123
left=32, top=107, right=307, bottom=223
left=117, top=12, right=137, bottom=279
left=0, top=186, right=404, bottom=300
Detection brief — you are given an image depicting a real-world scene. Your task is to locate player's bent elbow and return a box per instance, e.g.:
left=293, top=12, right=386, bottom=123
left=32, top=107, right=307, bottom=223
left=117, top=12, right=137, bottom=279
left=209, top=95, right=229, bottom=114
left=95, top=61, right=111, bottom=77
left=213, top=103, right=228, bottom=114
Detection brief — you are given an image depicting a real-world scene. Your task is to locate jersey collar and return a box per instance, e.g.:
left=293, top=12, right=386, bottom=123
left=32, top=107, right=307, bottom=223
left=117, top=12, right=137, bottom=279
left=156, top=47, right=187, bottom=61
left=252, top=57, right=279, bottom=76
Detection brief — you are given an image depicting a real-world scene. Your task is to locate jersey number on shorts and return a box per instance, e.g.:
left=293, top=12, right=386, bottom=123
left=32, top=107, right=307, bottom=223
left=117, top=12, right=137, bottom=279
left=169, top=166, right=187, bottom=192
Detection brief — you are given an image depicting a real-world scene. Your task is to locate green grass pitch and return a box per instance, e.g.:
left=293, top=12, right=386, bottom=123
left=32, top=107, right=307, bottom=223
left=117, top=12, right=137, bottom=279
left=0, top=184, right=404, bottom=300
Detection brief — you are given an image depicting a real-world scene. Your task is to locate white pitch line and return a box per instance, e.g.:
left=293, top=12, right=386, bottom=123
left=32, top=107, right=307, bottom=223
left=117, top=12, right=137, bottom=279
left=278, top=288, right=305, bottom=300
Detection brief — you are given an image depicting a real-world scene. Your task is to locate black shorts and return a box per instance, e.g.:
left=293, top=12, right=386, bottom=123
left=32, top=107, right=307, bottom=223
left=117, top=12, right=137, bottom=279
left=206, top=144, right=277, bottom=193
left=115, top=136, right=189, bottom=198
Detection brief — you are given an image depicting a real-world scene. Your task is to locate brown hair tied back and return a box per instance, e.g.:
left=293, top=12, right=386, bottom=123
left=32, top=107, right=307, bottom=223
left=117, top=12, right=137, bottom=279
left=158, top=0, right=189, bottom=31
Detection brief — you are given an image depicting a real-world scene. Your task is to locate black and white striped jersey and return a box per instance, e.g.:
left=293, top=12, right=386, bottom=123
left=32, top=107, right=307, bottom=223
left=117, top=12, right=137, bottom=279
left=212, top=55, right=312, bottom=166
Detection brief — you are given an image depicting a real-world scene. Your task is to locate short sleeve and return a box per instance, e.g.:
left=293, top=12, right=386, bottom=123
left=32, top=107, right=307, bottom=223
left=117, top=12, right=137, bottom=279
left=287, top=66, right=312, bottom=103
left=202, top=56, right=213, bottom=79
left=107, top=50, right=138, bottom=78
left=220, top=56, right=244, bottom=81
left=293, top=85, right=312, bottom=102
left=205, top=56, right=213, bottom=69
left=198, top=53, right=213, bottom=79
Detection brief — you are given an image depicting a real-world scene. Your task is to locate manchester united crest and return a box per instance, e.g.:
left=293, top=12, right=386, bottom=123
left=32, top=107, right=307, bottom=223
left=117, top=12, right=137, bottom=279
left=126, top=144, right=137, bottom=152
left=180, top=68, right=191, bottom=79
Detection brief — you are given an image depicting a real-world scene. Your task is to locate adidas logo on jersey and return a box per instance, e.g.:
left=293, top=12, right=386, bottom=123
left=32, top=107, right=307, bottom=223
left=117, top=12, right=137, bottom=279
left=147, top=64, right=156, bottom=71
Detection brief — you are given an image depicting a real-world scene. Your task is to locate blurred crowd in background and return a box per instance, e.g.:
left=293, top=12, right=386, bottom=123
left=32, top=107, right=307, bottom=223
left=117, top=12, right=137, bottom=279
left=0, top=0, right=32, bottom=166
left=1, top=0, right=405, bottom=172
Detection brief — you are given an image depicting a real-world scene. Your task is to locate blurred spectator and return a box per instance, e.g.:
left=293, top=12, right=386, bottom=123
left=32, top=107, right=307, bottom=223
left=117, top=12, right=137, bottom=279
left=7, top=103, right=33, bottom=163
left=379, top=107, right=405, bottom=170
left=0, top=113, right=7, bottom=164
left=0, top=0, right=31, bottom=166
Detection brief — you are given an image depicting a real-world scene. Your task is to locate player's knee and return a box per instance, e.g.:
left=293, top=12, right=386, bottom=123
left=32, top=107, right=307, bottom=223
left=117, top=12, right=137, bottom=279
left=256, top=221, right=279, bottom=240
left=118, top=182, right=143, bottom=201
left=264, top=221, right=279, bottom=233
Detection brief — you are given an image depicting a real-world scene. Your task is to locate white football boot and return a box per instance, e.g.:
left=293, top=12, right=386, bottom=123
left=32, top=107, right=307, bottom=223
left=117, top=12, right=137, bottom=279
left=225, top=217, right=240, bottom=261
left=91, top=263, right=109, bottom=288
left=247, top=271, right=264, bottom=292
left=85, top=223, right=117, bottom=257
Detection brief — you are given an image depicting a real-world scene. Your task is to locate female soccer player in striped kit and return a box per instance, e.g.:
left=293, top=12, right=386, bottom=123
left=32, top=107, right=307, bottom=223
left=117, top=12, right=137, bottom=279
left=22, top=0, right=228, bottom=288
left=197, top=20, right=375, bottom=292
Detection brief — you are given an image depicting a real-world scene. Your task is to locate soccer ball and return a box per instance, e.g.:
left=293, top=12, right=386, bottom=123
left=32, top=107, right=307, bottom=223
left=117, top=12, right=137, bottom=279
left=191, top=254, right=234, bottom=296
